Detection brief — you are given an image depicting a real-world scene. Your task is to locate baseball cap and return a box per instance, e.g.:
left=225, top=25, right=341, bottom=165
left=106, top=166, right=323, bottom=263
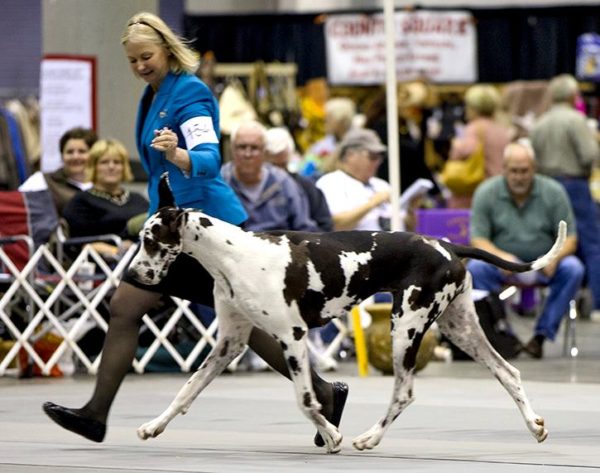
left=339, top=128, right=387, bottom=155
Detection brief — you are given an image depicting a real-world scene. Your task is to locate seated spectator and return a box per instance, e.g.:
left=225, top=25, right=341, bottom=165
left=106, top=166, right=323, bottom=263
left=446, top=84, right=512, bottom=208
left=301, top=97, right=357, bottom=180
left=265, top=127, right=333, bottom=232
left=62, top=138, right=148, bottom=259
left=221, top=120, right=318, bottom=232
left=19, top=127, right=98, bottom=216
left=316, top=128, right=391, bottom=231
left=467, top=140, right=584, bottom=359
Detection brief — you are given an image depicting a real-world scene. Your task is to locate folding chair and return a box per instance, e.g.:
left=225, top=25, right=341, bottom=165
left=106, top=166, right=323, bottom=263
left=0, top=190, right=136, bottom=376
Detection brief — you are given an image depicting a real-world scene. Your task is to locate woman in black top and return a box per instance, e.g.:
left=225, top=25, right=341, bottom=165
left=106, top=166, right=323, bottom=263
left=63, top=138, right=147, bottom=239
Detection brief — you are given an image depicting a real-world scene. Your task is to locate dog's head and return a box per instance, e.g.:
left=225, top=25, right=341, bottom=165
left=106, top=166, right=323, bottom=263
left=127, top=207, right=188, bottom=285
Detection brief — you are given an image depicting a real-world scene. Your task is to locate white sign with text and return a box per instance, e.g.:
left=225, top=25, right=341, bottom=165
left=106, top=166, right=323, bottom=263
left=40, top=57, right=94, bottom=172
left=325, top=10, right=477, bottom=85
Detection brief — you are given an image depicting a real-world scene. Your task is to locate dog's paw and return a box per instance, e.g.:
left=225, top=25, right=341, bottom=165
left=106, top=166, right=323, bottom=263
left=321, top=427, right=342, bottom=454
left=352, top=425, right=383, bottom=451
left=529, top=416, right=548, bottom=443
left=137, top=418, right=167, bottom=440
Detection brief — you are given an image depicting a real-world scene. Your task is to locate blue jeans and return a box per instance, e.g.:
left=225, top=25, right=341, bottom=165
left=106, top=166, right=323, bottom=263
left=467, top=256, right=584, bottom=341
left=555, top=177, right=600, bottom=310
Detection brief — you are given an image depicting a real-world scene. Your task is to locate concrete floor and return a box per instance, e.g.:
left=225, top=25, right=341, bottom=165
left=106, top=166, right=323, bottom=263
left=1, top=316, right=600, bottom=472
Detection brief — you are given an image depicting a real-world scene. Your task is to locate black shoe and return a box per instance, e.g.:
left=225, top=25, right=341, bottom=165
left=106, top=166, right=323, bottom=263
left=523, top=338, right=543, bottom=359
left=42, top=402, right=106, bottom=442
left=314, top=381, right=349, bottom=447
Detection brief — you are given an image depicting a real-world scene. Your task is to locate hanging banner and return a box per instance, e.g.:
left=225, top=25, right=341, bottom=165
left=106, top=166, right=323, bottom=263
left=40, top=55, right=97, bottom=173
left=576, top=33, right=600, bottom=82
left=325, top=10, right=477, bottom=85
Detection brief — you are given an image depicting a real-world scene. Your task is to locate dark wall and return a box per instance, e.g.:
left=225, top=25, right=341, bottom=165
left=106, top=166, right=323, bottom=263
left=185, top=6, right=600, bottom=85
left=184, top=12, right=326, bottom=85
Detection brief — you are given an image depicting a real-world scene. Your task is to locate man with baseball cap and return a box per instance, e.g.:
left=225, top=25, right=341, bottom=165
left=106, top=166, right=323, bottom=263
left=316, top=128, right=391, bottom=231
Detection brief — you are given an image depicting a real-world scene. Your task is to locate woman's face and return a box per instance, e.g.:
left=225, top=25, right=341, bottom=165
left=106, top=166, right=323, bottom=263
left=95, top=152, right=124, bottom=188
left=124, top=40, right=170, bottom=90
left=62, top=138, right=91, bottom=182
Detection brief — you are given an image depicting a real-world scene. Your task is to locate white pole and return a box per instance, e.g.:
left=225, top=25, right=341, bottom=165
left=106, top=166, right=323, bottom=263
left=383, top=0, right=402, bottom=231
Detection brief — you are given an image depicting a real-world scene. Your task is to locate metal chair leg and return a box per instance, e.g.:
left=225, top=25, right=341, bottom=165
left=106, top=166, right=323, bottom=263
left=563, top=299, right=578, bottom=358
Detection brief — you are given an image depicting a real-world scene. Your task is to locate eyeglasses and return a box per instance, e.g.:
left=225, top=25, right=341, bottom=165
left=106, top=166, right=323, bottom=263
left=234, top=143, right=263, bottom=154
left=368, top=152, right=384, bottom=161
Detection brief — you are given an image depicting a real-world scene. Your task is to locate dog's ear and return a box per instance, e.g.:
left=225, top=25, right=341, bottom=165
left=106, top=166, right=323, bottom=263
left=158, top=172, right=176, bottom=209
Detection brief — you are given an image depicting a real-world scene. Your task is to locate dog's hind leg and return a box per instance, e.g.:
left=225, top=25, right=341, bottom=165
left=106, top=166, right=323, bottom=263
left=437, top=289, right=548, bottom=443
left=137, top=299, right=252, bottom=440
left=278, top=326, right=343, bottom=454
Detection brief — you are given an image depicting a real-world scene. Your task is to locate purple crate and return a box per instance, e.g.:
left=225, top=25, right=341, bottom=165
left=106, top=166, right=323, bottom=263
left=415, top=209, right=471, bottom=245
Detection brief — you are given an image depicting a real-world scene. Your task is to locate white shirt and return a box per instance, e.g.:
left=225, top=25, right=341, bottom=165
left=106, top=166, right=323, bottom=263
left=19, top=171, right=92, bottom=192
left=316, top=170, right=392, bottom=231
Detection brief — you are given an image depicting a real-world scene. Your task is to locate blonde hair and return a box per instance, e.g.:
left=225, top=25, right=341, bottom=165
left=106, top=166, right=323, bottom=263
left=464, top=84, right=501, bottom=118
left=121, top=11, right=198, bottom=74
left=325, top=98, right=356, bottom=128
left=86, top=139, right=133, bottom=184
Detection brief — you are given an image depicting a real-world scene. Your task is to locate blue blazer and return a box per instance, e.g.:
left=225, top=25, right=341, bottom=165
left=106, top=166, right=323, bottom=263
left=136, top=71, right=247, bottom=225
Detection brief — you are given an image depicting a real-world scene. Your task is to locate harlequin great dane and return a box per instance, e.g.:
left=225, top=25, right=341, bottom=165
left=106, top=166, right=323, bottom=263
left=129, top=187, right=564, bottom=453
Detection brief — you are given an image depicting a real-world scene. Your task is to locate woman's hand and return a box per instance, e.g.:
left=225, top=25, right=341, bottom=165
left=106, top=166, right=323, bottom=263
left=151, top=128, right=191, bottom=172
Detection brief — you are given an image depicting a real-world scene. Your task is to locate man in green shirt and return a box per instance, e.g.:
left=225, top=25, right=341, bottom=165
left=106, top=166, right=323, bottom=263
left=467, top=140, right=584, bottom=358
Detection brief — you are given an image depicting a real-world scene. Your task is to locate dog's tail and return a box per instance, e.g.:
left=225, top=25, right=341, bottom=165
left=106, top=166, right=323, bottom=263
left=443, top=220, right=567, bottom=273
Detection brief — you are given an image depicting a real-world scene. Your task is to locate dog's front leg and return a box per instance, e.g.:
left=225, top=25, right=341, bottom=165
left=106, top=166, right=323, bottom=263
left=137, top=305, right=252, bottom=440
left=280, top=331, right=342, bottom=454
left=353, top=315, right=419, bottom=451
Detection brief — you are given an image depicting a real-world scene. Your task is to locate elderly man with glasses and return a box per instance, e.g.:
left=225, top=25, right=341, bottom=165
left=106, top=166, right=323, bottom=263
left=221, top=120, right=318, bottom=233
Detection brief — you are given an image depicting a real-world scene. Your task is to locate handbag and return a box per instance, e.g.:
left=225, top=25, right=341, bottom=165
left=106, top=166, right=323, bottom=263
left=440, top=127, right=485, bottom=196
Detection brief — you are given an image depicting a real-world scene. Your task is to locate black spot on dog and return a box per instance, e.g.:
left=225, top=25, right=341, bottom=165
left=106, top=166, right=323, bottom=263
left=287, top=355, right=300, bottom=374
left=407, top=328, right=416, bottom=340
left=283, top=241, right=310, bottom=307
left=381, top=418, right=388, bottom=427
left=226, top=240, right=233, bottom=246
left=255, top=232, right=283, bottom=244
left=303, top=392, right=311, bottom=408
left=428, top=301, right=440, bottom=319
left=403, top=335, right=423, bottom=372
left=194, top=234, right=199, bottom=241
left=220, top=272, right=234, bottom=298
left=143, top=235, right=160, bottom=256
left=408, top=287, right=422, bottom=311
left=199, top=217, right=213, bottom=228
left=220, top=340, right=229, bottom=357
left=145, top=269, right=155, bottom=280
left=280, top=341, right=288, bottom=351
left=293, top=327, right=306, bottom=340
left=262, top=310, right=269, bottom=316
